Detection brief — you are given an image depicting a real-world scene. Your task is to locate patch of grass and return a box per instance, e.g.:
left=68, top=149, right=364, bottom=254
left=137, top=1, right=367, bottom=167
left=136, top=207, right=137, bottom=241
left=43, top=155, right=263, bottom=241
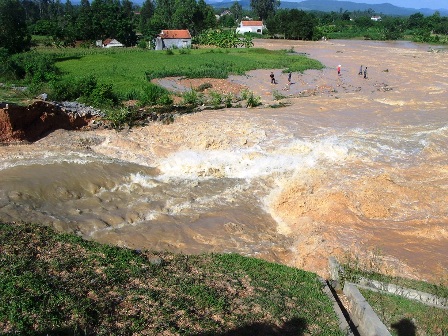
left=52, top=47, right=323, bottom=95
left=0, top=221, right=344, bottom=335
left=359, top=289, right=448, bottom=336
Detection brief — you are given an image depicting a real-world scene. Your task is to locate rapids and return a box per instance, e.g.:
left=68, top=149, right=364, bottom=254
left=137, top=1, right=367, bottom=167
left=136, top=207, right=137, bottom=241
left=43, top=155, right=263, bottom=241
left=1, top=39, right=447, bottom=282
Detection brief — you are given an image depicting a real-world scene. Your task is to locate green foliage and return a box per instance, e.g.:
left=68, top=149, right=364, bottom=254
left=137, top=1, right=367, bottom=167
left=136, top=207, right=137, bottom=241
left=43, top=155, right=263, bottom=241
left=3, top=52, right=58, bottom=83
left=49, top=75, right=119, bottom=108
left=273, top=90, right=286, bottom=100
left=250, top=0, right=279, bottom=21
left=182, top=88, right=203, bottom=106
left=266, top=9, right=319, bottom=40
left=197, top=29, right=253, bottom=48
left=139, top=83, right=172, bottom=106
left=86, top=83, right=119, bottom=108
left=245, top=91, right=261, bottom=107
left=208, top=91, right=223, bottom=108
left=103, top=107, right=137, bottom=129
left=223, top=92, right=234, bottom=108
left=0, top=0, right=31, bottom=54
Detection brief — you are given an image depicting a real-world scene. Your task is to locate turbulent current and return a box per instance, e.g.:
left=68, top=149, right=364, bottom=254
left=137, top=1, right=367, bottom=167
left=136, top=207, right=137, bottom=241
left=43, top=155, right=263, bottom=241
left=1, top=40, right=447, bottom=282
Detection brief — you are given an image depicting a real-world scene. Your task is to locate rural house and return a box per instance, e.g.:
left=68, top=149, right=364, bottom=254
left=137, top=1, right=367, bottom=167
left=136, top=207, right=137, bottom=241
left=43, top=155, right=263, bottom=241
left=236, top=21, right=264, bottom=34
left=155, top=30, right=192, bottom=50
left=96, top=38, right=124, bottom=48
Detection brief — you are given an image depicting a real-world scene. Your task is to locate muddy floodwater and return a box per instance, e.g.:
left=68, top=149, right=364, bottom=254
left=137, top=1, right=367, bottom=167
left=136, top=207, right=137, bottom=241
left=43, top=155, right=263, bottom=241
left=1, top=39, right=447, bottom=282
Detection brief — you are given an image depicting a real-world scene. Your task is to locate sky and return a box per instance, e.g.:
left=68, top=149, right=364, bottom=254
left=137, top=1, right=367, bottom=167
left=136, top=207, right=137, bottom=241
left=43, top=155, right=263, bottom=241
left=338, top=0, right=448, bottom=10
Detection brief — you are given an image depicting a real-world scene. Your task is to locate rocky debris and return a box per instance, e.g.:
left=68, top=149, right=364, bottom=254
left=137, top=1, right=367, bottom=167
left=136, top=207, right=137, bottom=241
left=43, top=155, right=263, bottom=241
left=0, top=101, right=101, bottom=143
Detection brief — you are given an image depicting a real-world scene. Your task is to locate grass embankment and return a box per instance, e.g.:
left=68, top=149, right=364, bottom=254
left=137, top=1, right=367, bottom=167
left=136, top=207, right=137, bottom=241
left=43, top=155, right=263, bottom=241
left=341, top=262, right=448, bottom=335
left=360, top=289, right=448, bottom=336
left=52, top=47, right=323, bottom=99
left=0, top=222, right=343, bottom=335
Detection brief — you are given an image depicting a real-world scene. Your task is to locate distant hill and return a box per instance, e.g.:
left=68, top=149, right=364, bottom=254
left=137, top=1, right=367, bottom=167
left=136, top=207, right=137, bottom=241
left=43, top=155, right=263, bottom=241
left=208, top=0, right=448, bottom=16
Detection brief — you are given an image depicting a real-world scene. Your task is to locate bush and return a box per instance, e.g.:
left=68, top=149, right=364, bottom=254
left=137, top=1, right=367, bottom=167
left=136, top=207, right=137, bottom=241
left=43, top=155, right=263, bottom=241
left=245, top=91, right=261, bottom=108
left=86, top=83, right=119, bottom=108
left=104, top=107, right=137, bottom=129
left=139, top=83, right=171, bottom=106
left=8, top=52, right=57, bottom=83
left=49, top=75, right=119, bottom=108
left=208, top=91, right=222, bottom=108
left=182, top=89, right=203, bottom=106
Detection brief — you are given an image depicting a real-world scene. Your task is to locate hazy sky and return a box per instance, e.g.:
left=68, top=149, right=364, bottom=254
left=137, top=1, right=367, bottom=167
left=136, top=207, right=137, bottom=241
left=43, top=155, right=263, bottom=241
left=338, top=0, right=448, bottom=10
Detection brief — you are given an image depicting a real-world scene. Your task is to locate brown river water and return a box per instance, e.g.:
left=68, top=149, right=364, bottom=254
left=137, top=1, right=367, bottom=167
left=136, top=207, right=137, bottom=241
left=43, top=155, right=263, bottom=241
left=1, top=39, right=447, bottom=282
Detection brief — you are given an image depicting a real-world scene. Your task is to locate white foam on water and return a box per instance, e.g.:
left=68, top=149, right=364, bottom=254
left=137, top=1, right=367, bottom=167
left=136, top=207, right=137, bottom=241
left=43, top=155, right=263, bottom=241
left=111, top=172, right=159, bottom=193
left=156, top=137, right=352, bottom=180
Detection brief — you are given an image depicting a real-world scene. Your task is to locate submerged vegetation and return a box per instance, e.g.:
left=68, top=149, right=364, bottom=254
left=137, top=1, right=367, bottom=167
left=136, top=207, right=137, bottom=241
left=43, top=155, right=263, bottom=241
left=0, top=221, right=344, bottom=335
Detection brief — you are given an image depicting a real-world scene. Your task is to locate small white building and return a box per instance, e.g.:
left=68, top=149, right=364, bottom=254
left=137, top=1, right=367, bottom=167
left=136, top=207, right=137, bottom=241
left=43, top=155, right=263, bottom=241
left=236, top=21, right=264, bottom=34
left=371, top=16, right=382, bottom=21
left=96, top=38, right=124, bottom=48
left=155, top=30, right=192, bottom=50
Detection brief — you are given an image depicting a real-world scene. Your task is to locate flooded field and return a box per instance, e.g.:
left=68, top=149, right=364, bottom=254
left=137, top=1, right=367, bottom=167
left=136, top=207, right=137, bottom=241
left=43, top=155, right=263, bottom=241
left=1, top=39, right=447, bottom=282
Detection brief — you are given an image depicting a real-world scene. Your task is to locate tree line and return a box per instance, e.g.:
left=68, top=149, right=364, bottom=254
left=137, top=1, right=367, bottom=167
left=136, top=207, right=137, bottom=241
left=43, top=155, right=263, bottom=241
left=1, top=0, right=448, bottom=55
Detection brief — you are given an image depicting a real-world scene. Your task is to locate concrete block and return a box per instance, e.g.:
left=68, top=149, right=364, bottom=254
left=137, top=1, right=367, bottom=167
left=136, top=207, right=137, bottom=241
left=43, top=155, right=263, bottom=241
left=343, top=282, right=391, bottom=336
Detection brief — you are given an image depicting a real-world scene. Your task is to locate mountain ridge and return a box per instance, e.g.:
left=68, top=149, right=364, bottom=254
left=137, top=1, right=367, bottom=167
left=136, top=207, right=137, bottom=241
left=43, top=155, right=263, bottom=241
left=207, top=0, right=448, bottom=16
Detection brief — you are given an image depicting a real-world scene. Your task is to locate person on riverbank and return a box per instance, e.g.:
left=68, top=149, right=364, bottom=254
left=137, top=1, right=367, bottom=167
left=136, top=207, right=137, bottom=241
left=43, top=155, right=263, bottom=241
left=337, top=65, right=341, bottom=75
left=270, top=72, right=276, bottom=84
left=358, top=65, right=363, bottom=75
left=364, top=67, right=368, bottom=79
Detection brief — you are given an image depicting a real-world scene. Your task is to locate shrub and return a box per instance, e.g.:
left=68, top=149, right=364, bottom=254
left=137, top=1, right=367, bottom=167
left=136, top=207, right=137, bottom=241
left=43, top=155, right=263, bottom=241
left=208, top=91, right=222, bottom=108
left=9, top=51, right=57, bottom=83
left=224, top=93, right=234, bottom=108
left=104, top=107, right=137, bottom=129
left=273, top=90, right=286, bottom=101
left=182, top=89, right=203, bottom=106
left=157, top=94, right=173, bottom=106
left=86, top=83, right=119, bottom=108
left=139, top=83, right=170, bottom=106
left=165, top=49, right=174, bottom=55
left=245, top=91, right=261, bottom=108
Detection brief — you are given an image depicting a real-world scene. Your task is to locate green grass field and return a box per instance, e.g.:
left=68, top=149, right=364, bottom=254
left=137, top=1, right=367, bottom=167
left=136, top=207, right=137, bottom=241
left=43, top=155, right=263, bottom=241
left=0, top=221, right=343, bottom=335
left=52, top=47, right=323, bottom=98
left=360, top=289, right=448, bottom=336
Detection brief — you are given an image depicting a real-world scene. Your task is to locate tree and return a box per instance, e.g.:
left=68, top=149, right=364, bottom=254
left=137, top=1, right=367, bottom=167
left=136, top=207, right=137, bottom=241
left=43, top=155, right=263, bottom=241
left=139, top=0, right=155, bottom=33
left=266, top=9, right=318, bottom=40
left=230, top=1, right=242, bottom=22
left=0, top=0, right=31, bottom=53
left=250, top=0, right=279, bottom=21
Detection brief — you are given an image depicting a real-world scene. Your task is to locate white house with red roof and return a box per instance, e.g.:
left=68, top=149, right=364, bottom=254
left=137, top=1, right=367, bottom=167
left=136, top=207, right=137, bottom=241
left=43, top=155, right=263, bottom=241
left=155, top=30, right=192, bottom=50
left=236, top=21, right=264, bottom=34
left=96, top=38, right=124, bottom=48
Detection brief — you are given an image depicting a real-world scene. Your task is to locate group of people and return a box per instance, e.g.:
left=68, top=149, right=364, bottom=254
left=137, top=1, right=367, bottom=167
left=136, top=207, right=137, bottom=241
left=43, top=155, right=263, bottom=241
left=359, top=65, right=368, bottom=79
left=268, top=64, right=369, bottom=90
left=270, top=71, right=293, bottom=90
left=338, top=64, right=368, bottom=78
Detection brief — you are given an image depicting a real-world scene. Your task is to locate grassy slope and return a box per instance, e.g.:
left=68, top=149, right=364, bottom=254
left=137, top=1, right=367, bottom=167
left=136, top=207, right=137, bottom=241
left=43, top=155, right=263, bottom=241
left=359, top=289, right=448, bottom=336
left=0, top=222, right=343, bottom=335
left=53, top=48, right=323, bottom=97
